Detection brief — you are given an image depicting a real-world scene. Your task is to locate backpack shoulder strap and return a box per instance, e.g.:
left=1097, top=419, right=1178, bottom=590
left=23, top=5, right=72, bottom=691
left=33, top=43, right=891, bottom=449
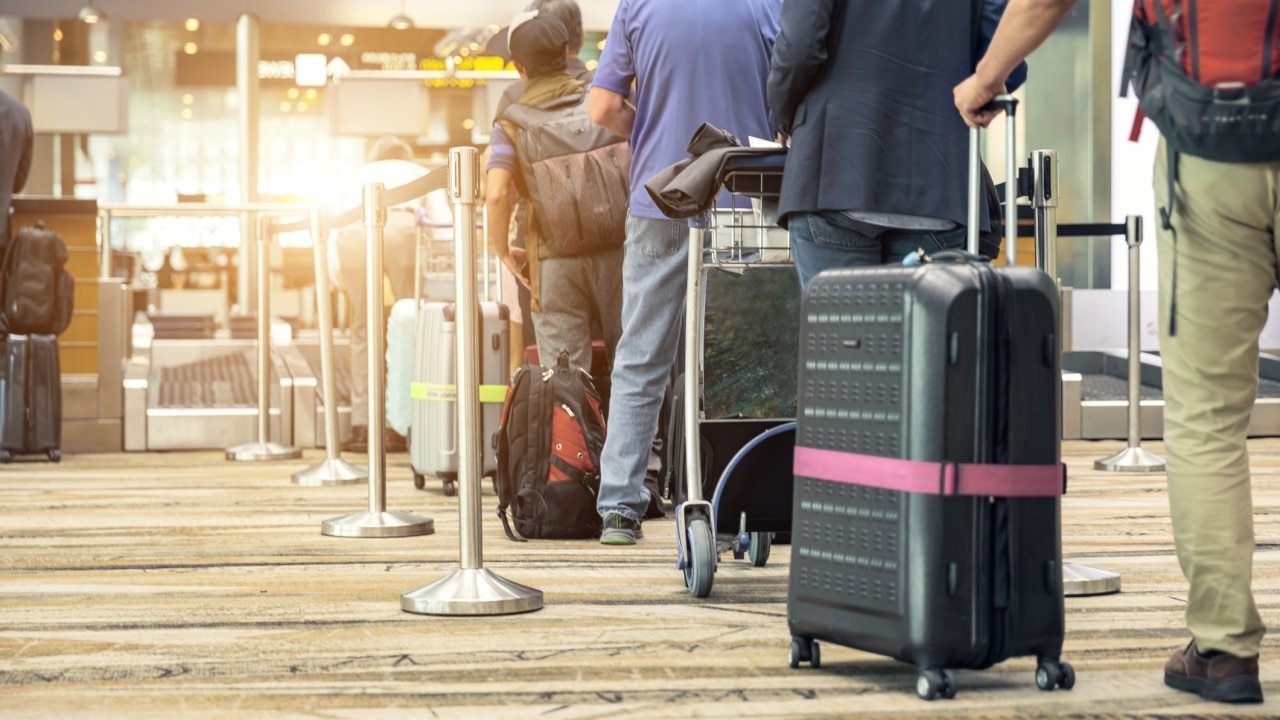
left=535, top=91, right=585, bottom=112
left=499, top=90, right=588, bottom=131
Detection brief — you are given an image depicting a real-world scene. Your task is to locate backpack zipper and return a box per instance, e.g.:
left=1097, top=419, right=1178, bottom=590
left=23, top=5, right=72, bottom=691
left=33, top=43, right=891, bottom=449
left=1184, top=0, right=1201, bottom=81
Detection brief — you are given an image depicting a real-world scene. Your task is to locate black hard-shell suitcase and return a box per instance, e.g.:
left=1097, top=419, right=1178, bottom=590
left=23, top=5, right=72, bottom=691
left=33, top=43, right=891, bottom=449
left=786, top=98, right=1071, bottom=700
left=0, top=334, right=63, bottom=462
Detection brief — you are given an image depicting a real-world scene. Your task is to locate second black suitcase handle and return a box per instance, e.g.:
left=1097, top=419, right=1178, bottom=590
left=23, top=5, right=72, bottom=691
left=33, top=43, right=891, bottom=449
left=966, top=95, right=1019, bottom=257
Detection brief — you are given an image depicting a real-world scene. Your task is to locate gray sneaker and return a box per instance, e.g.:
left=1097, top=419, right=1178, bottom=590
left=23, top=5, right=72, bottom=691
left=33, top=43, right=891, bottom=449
left=600, top=512, right=643, bottom=545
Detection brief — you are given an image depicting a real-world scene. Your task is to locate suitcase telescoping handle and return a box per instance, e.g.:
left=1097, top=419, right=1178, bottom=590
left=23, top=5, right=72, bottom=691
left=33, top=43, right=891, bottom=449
left=966, top=94, right=1019, bottom=257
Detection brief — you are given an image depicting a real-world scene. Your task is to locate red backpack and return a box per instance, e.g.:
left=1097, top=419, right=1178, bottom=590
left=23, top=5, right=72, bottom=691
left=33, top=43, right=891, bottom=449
left=494, top=352, right=607, bottom=541
left=1123, top=0, right=1280, bottom=163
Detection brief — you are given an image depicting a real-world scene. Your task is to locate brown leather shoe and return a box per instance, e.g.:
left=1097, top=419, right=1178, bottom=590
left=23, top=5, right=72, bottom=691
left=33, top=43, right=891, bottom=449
left=1164, top=640, right=1263, bottom=703
left=385, top=427, right=408, bottom=453
left=342, top=425, right=368, bottom=454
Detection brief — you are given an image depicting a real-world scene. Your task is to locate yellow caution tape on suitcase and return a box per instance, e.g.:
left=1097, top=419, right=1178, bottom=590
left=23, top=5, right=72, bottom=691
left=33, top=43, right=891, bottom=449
left=411, top=382, right=508, bottom=404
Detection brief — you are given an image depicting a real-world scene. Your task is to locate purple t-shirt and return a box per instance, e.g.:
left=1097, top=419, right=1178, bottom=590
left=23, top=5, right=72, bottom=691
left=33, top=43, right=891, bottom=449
left=593, top=0, right=782, bottom=220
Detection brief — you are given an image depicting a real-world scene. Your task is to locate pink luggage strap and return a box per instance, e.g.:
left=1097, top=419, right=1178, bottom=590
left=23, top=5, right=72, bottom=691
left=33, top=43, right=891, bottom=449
left=793, top=447, right=1066, bottom=498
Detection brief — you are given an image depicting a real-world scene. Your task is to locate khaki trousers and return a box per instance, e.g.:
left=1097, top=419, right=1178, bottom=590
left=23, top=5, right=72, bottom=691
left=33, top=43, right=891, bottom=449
left=1155, top=137, right=1280, bottom=657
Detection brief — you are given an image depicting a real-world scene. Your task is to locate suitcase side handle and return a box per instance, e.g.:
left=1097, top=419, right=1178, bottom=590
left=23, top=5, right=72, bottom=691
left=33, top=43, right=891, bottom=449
left=966, top=94, right=1019, bottom=257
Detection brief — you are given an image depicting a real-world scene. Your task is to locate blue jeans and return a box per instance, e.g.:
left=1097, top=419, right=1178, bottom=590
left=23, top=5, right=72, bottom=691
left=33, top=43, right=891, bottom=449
left=597, top=214, right=688, bottom=522
left=790, top=211, right=968, bottom=288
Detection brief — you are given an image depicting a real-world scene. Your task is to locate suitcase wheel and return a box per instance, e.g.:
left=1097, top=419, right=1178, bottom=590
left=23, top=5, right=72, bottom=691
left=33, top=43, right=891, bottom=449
left=413, top=473, right=426, bottom=490
left=0, top=450, right=10, bottom=464
left=1035, top=658, right=1074, bottom=692
left=441, top=479, right=458, bottom=497
left=47, top=449, right=61, bottom=463
left=788, top=637, right=820, bottom=670
left=916, top=669, right=956, bottom=701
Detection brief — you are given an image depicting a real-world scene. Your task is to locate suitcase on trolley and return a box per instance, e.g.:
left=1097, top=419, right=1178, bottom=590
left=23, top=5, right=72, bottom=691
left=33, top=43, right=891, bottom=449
left=0, top=334, right=63, bottom=462
left=409, top=300, right=509, bottom=496
left=786, top=99, right=1072, bottom=700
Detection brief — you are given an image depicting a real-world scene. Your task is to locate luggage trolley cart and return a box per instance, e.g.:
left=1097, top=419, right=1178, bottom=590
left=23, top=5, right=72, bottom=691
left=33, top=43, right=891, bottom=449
left=673, top=149, right=797, bottom=598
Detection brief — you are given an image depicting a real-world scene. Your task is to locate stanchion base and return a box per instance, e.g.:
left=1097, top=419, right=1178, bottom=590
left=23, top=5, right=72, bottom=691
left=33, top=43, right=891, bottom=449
left=1064, top=562, right=1122, bottom=596
left=401, top=567, right=544, bottom=616
left=1094, top=446, right=1166, bottom=472
left=226, top=442, right=304, bottom=462
left=292, top=458, right=368, bottom=486
left=321, top=510, right=434, bottom=538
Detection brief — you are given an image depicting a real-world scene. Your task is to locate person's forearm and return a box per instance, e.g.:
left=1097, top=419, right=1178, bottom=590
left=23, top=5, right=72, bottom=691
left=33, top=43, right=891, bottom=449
left=485, top=185, right=512, bottom=257
left=976, top=0, right=1077, bottom=87
left=588, top=87, right=635, bottom=139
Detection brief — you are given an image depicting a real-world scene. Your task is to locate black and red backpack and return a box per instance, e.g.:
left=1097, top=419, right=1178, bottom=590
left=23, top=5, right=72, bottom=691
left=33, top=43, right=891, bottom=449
left=494, top=351, right=607, bottom=541
left=1123, top=0, right=1280, bottom=164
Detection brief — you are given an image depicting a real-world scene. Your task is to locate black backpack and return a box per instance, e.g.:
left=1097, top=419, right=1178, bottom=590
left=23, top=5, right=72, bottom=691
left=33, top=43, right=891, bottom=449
left=0, top=222, right=74, bottom=336
left=499, top=89, right=631, bottom=257
left=494, top=352, right=606, bottom=541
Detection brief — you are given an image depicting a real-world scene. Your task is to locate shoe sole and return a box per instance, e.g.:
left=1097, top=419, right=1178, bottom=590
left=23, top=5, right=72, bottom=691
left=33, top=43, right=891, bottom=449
left=599, top=529, right=642, bottom=545
left=1165, top=671, right=1264, bottom=704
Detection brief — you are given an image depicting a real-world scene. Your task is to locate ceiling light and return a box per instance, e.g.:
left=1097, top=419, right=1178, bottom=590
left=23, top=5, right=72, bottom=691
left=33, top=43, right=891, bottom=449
left=184, top=18, right=200, bottom=32
left=78, top=2, right=105, bottom=24
left=339, top=33, right=355, bottom=47
left=388, top=0, right=414, bottom=30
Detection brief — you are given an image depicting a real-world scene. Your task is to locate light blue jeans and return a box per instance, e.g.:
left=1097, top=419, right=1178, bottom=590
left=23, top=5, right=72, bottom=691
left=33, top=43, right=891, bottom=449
left=790, top=211, right=968, bottom=289
left=597, top=214, right=688, bottom=522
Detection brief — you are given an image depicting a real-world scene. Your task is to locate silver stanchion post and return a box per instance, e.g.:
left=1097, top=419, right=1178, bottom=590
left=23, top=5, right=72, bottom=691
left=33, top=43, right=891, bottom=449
left=1094, top=216, right=1166, bottom=473
left=402, top=147, right=542, bottom=615
left=1032, top=150, right=1058, bottom=279
left=227, top=213, right=303, bottom=462
left=293, top=207, right=368, bottom=486
left=1026, top=151, right=1122, bottom=596
left=322, top=183, right=434, bottom=538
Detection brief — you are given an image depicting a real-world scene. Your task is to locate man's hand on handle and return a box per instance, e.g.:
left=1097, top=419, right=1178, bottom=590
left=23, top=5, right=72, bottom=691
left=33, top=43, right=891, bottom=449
left=954, top=76, right=1007, bottom=129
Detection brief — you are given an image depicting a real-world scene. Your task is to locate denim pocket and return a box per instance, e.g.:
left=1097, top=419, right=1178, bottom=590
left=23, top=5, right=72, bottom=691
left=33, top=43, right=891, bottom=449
left=627, top=215, right=685, bottom=259
left=802, top=212, right=877, bottom=251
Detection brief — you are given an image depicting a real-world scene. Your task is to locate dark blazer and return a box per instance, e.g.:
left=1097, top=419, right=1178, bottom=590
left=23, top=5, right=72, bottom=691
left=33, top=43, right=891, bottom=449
left=767, top=0, right=983, bottom=231
left=0, top=89, right=33, bottom=245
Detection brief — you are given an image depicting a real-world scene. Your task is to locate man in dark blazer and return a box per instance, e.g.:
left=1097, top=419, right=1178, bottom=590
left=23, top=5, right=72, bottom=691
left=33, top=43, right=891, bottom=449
left=0, top=88, right=33, bottom=248
left=767, top=0, right=979, bottom=287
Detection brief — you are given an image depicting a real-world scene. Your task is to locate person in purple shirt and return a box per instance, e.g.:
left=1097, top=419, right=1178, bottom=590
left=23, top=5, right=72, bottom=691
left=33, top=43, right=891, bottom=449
left=588, top=0, right=782, bottom=545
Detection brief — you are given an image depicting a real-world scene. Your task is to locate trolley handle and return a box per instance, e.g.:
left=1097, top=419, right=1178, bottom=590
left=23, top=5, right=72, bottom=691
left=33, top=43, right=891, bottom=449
left=966, top=94, right=1019, bottom=258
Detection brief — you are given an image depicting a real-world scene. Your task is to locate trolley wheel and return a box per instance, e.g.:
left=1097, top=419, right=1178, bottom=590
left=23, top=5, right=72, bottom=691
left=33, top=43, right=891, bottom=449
left=748, top=532, right=772, bottom=567
left=0, top=449, right=11, bottom=463
left=1036, top=658, right=1063, bottom=692
left=683, top=517, right=715, bottom=598
left=47, top=449, right=61, bottom=463
left=413, top=473, right=426, bottom=490
left=442, top=479, right=458, bottom=497
left=917, top=669, right=948, bottom=701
